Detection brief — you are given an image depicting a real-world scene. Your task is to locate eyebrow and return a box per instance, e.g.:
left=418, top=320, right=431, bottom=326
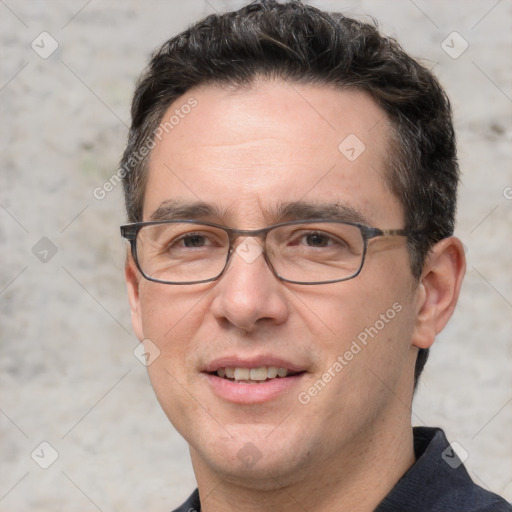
left=148, top=199, right=372, bottom=226
left=149, top=200, right=228, bottom=221
left=270, top=201, right=372, bottom=225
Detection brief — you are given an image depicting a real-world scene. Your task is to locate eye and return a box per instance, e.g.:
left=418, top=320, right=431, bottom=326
left=178, top=233, right=211, bottom=248
left=300, top=232, right=335, bottom=247
left=290, top=230, right=346, bottom=249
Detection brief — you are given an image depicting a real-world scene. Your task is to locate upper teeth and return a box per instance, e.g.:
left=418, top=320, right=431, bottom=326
left=217, top=366, right=290, bottom=381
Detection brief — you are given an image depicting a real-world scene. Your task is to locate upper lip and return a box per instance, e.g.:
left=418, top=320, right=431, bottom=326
left=203, top=355, right=307, bottom=373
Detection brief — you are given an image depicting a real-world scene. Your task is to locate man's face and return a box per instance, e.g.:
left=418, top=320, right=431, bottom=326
left=126, top=81, right=423, bottom=485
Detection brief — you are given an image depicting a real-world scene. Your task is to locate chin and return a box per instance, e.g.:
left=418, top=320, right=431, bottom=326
left=188, top=422, right=317, bottom=488
left=202, top=448, right=306, bottom=490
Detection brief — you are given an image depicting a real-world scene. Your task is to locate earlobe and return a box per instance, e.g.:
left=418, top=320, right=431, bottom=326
left=412, top=237, right=466, bottom=350
left=125, top=254, right=145, bottom=341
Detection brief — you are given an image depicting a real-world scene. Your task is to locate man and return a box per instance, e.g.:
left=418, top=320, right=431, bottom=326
left=119, top=1, right=511, bottom=510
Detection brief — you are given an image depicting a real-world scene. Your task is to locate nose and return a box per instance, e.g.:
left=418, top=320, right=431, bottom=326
left=210, top=237, right=289, bottom=333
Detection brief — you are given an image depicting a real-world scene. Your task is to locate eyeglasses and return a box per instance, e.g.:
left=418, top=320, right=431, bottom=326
left=120, top=219, right=411, bottom=285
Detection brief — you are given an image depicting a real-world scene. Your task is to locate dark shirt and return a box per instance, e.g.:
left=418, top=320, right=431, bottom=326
left=172, top=427, right=511, bottom=512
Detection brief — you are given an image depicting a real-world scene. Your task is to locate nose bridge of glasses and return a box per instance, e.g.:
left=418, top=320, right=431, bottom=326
left=221, top=226, right=288, bottom=284
left=228, top=224, right=270, bottom=238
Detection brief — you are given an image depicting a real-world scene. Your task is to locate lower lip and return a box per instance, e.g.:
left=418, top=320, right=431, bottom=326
left=204, top=373, right=305, bottom=404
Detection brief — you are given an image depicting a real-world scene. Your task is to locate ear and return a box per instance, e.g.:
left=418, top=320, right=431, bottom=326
left=125, top=250, right=145, bottom=341
left=412, top=237, right=466, bottom=350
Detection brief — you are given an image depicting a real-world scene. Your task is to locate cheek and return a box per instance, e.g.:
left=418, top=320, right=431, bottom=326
left=146, top=357, right=199, bottom=441
left=138, top=283, right=209, bottom=342
left=138, top=283, right=211, bottom=401
left=297, top=278, right=416, bottom=390
left=298, top=295, right=415, bottom=431
left=294, top=279, right=408, bottom=344
left=139, top=285, right=208, bottom=431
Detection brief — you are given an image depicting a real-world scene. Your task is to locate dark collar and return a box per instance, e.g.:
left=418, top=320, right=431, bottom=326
left=376, top=427, right=511, bottom=511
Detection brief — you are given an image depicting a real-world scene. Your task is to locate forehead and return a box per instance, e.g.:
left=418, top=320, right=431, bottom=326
left=144, top=80, right=402, bottom=227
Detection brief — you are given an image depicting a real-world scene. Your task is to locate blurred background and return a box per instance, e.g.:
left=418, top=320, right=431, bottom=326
left=1, top=0, right=511, bottom=510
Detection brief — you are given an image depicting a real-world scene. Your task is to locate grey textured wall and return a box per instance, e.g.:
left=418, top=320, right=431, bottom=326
left=1, top=1, right=511, bottom=510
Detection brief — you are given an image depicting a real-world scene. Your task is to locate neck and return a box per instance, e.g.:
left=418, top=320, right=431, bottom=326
left=192, top=419, right=415, bottom=512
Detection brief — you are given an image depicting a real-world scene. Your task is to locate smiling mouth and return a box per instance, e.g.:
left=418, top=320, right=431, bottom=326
left=211, top=366, right=302, bottom=383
